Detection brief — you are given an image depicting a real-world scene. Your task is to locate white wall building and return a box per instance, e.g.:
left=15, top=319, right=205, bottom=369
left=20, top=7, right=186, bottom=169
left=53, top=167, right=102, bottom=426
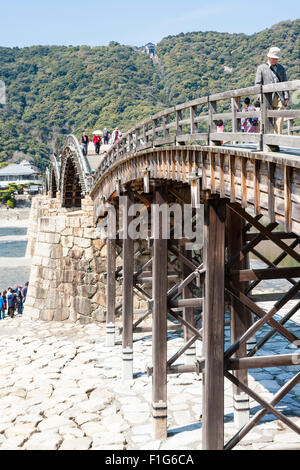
left=0, top=160, right=42, bottom=189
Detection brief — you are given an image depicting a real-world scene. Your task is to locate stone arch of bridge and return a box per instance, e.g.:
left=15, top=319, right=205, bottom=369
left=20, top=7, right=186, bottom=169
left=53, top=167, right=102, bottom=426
left=49, top=154, right=60, bottom=199
left=59, top=135, right=93, bottom=208
left=60, top=150, right=83, bottom=208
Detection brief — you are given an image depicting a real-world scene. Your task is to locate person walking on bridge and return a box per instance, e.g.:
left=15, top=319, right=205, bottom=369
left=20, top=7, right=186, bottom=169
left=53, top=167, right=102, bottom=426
left=7, top=288, right=16, bottom=318
left=111, top=127, right=120, bottom=144
left=81, top=132, right=89, bottom=156
left=255, top=47, right=289, bottom=146
left=103, top=128, right=110, bottom=145
left=93, top=134, right=101, bottom=155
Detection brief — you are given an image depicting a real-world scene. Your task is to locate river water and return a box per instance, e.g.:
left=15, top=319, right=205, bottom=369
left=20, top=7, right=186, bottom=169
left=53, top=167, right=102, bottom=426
left=0, top=225, right=31, bottom=292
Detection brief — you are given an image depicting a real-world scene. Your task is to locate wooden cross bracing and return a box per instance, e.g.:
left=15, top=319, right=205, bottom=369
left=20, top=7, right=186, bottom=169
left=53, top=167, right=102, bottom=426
left=103, top=176, right=300, bottom=450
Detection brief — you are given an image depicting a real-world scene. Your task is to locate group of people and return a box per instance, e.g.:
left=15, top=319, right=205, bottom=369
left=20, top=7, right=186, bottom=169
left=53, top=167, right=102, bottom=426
left=216, top=46, right=289, bottom=150
left=0, top=282, right=28, bottom=319
left=80, top=127, right=122, bottom=156
left=216, top=98, right=260, bottom=135
left=80, top=46, right=289, bottom=157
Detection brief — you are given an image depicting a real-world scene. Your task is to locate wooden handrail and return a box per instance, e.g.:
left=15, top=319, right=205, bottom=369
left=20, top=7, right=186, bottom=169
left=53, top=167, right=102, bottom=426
left=92, top=80, right=300, bottom=186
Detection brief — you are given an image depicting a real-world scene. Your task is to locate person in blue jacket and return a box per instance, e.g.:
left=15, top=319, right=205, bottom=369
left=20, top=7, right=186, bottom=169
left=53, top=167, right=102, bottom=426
left=7, top=288, right=16, bottom=318
left=0, top=292, right=5, bottom=319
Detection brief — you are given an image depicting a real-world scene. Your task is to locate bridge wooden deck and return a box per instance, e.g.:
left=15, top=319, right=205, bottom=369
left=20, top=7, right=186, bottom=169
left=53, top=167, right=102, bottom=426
left=45, top=81, right=300, bottom=450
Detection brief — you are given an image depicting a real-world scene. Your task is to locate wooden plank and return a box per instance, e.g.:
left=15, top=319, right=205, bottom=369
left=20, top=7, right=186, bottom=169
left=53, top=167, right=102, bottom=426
left=224, top=372, right=300, bottom=450
left=267, top=109, right=300, bottom=119
left=175, top=96, right=208, bottom=111
left=176, top=133, right=208, bottom=142
left=229, top=155, right=236, bottom=202
left=210, top=132, right=260, bottom=143
left=225, top=371, right=300, bottom=438
left=152, top=185, right=168, bottom=440
left=230, top=266, right=300, bottom=281
left=241, top=157, right=247, bottom=208
left=284, top=165, right=292, bottom=232
left=106, top=236, right=116, bottom=347
left=122, top=192, right=135, bottom=381
left=210, top=152, right=216, bottom=193
left=227, top=354, right=299, bottom=370
left=180, top=246, right=196, bottom=365
left=209, top=100, right=218, bottom=144
left=190, top=105, right=198, bottom=134
left=202, top=153, right=208, bottom=190
left=262, top=80, right=300, bottom=93
left=226, top=283, right=300, bottom=355
left=169, top=298, right=203, bottom=308
left=209, top=85, right=261, bottom=101
left=254, top=159, right=260, bottom=215
left=219, top=154, right=225, bottom=198
left=227, top=208, right=251, bottom=426
left=229, top=202, right=300, bottom=265
left=248, top=301, right=300, bottom=356
left=268, top=162, right=276, bottom=222
left=264, top=134, right=300, bottom=148
left=176, top=110, right=183, bottom=136
left=203, top=198, right=225, bottom=450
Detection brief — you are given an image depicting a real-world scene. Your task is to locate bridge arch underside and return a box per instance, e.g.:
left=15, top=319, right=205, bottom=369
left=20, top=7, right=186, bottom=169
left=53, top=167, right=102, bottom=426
left=92, top=145, right=300, bottom=450
left=49, top=169, right=58, bottom=199
left=61, top=156, right=83, bottom=208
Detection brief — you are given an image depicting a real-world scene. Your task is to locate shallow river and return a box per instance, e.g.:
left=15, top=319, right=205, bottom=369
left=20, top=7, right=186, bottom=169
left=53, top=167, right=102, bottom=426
left=0, top=226, right=30, bottom=291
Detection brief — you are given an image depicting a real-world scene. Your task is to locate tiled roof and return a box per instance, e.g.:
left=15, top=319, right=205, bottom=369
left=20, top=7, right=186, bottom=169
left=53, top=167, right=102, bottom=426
left=0, top=164, right=39, bottom=176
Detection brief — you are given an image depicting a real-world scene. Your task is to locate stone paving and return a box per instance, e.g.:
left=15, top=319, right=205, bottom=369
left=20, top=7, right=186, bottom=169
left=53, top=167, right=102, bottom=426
left=0, top=307, right=299, bottom=450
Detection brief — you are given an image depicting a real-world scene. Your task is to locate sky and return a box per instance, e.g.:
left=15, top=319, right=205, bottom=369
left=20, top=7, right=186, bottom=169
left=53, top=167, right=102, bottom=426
left=0, top=0, right=299, bottom=48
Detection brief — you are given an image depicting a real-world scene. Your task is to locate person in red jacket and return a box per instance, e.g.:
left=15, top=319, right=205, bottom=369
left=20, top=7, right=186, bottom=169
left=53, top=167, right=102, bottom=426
left=92, top=134, right=101, bottom=155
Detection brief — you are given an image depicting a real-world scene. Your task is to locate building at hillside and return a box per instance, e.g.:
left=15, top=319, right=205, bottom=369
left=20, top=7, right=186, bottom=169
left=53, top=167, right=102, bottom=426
left=0, top=160, right=42, bottom=189
left=144, top=43, right=156, bottom=57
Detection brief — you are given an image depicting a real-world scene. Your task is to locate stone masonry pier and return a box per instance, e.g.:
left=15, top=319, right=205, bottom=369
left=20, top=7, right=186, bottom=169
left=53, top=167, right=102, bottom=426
left=24, top=195, right=109, bottom=324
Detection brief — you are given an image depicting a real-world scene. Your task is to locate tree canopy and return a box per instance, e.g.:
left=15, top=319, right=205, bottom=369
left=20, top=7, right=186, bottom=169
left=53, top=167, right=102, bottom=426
left=0, top=19, right=299, bottom=170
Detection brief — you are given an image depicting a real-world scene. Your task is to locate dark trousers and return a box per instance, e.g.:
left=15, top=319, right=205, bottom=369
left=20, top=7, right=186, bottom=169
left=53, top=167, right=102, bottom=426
left=103, top=136, right=109, bottom=145
left=8, top=307, right=14, bottom=317
left=95, top=142, right=100, bottom=154
left=82, top=144, right=88, bottom=156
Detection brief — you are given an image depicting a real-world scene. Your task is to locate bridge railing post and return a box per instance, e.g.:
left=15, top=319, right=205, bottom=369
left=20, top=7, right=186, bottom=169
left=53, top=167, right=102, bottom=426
left=143, top=123, right=148, bottom=147
left=163, top=115, right=169, bottom=139
left=135, top=127, right=140, bottom=151
left=128, top=134, right=132, bottom=153
left=208, top=99, right=221, bottom=146
left=287, top=119, right=294, bottom=135
left=176, top=110, right=183, bottom=140
left=190, top=105, right=198, bottom=136
left=152, top=119, right=158, bottom=145
left=261, top=88, right=274, bottom=151
left=231, top=97, right=241, bottom=134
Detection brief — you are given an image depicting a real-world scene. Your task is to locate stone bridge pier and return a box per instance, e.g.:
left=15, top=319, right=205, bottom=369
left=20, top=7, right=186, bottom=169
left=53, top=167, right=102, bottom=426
left=24, top=195, right=111, bottom=324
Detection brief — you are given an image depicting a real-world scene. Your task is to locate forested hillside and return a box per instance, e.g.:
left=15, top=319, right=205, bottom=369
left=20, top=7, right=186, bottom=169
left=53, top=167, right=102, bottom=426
left=0, top=19, right=299, bottom=169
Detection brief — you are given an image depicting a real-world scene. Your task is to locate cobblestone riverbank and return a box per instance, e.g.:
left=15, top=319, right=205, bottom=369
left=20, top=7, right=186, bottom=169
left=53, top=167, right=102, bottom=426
left=0, top=310, right=299, bottom=450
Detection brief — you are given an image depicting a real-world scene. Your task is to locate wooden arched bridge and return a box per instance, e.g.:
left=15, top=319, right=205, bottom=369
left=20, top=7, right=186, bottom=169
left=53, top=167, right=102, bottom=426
left=45, top=80, right=300, bottom=450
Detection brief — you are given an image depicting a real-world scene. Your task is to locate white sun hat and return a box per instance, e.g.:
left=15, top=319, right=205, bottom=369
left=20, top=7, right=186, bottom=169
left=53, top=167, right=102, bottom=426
left=267, top=47, right=282, bottom=59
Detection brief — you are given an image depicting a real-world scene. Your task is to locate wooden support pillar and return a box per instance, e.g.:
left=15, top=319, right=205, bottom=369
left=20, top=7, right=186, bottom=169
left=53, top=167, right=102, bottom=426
left=152, top=185, right=168, bottom=440
left=180, top=246, right=196, bottom=365
left=122, top=192, right=134, bottom=381
left=202, top=197, right=225, bottom=450
left=106, top=236, right=116, bottom=347
left=227, top=208, right=252, bottom=427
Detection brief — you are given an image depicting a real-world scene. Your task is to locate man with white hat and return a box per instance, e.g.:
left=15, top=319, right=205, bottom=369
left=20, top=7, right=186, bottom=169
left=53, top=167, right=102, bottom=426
left=255, top=47, right=289, bottom=140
